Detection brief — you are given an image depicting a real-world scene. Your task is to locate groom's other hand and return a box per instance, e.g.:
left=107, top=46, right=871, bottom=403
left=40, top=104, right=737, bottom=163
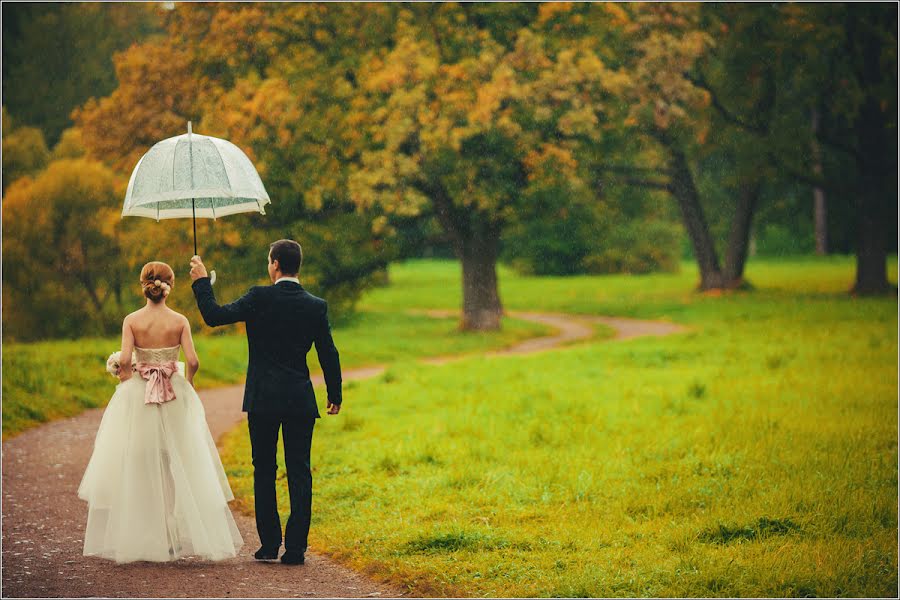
left=327, top=400, right=341, bottom=415
left=189, top=255, right=209, bottom=281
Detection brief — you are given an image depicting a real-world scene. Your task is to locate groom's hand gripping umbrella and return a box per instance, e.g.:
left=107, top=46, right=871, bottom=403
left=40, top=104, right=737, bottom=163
left=121, top=121, right=271, bottom=284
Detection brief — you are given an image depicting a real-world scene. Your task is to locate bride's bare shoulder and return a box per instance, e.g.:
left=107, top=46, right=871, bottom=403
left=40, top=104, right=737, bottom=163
left=122, top=309, right=143, bottom=324
left=167, top=308, right=192, bottom=326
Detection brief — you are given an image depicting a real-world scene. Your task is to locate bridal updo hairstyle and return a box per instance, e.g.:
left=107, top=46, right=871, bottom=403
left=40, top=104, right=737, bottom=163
left=269, top=239, right=303, bottom=275
left=140, top=261, right=175, bottom=303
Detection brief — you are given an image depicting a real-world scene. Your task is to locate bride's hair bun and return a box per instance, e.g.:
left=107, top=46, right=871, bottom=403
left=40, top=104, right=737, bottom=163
left=139, top=262, right=175, bottom=303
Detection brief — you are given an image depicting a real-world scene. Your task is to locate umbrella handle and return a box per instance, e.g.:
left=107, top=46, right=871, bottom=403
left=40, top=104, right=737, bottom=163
left=192, top=198, right=197, bottom=256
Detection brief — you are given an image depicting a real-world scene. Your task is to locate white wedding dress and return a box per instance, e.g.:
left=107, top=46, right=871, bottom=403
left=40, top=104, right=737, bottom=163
left=78, top=345, right=243, bottom=563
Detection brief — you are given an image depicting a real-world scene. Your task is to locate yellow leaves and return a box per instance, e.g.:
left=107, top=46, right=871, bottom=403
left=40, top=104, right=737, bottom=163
left=602, top=3, right=632, bottom=27
left=523, top=144, right=580, bottom=183
left=2, top=158, right=123, bottom=282
left=222, top=230, right=242, bottom=248
left=201, top=76, right=300, bottom=162
left=363, top=35, right=440, bottom=94
left=76, top=39, right=196, bottom=174
left=371, top=215, right=390, bottom=236
left=349, top=16, right=620, bottom=220
left=538, top=2, right=574, bottom=24
left=508, top=29, right=552, bottom=72
left=602, top=68, right=634, bottom=96
left=558, top=105, right=600, bottom=139
left=469, top=64, right=517, bottom=127
left=441, top=64, right=468, bottom=81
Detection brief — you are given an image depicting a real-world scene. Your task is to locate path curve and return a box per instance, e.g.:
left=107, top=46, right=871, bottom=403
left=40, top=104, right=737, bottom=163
left=2, top=312, right=686, bottom=598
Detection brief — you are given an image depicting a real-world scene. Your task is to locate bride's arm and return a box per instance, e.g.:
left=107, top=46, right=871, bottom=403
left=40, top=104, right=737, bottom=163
left=180, top=315, right=200, bottom=385
left=119, top=317, right=135, bottom=382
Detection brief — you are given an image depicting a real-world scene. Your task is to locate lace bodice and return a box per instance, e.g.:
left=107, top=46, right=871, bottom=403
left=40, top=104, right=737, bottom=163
left=134, top=345, right=180, bottom=364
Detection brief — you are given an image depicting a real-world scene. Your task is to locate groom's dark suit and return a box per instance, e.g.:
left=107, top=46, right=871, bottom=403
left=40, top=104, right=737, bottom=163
left=192, top=277, right=342, bottom=555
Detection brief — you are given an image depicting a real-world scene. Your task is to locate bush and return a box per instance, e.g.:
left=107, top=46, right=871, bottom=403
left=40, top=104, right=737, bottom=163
left=754, top=223, right=815, bottom=257
left=503, top=198, right=683, bottom=277
left=502, top=204, right=597, bottom=276
left=2, top=123, right=49, bottom=191
left=583, top=219, right=683, bottom=275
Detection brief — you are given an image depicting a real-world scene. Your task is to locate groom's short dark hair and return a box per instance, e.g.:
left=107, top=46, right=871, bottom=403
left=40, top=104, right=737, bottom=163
left=270, top=239, right=303, bottom=275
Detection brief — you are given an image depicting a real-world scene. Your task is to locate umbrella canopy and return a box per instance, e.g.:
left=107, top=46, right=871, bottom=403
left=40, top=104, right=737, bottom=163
left=122, top=123, right=270, bottom=221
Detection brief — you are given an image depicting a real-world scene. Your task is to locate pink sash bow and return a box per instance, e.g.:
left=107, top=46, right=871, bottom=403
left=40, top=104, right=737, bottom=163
left=136, top=361, right=178, bottom=405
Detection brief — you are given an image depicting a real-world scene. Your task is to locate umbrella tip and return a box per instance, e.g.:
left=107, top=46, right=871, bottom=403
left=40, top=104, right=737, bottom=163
left=187, top=121, right=192, bottom=136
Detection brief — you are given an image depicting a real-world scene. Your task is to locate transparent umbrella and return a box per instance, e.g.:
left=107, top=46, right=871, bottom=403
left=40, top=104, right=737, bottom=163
left=122, top=122, right=271, bottom=282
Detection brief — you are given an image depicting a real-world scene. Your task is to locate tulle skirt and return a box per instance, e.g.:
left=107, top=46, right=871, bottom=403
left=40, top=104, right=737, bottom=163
left=78, top=373, right=243, bottom=563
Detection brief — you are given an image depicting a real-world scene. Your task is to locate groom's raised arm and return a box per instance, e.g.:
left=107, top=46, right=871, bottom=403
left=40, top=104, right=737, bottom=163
left=191, top=278, right=259, bottom=327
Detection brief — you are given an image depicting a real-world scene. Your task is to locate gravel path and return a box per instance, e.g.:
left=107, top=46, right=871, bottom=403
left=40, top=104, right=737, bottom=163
left=1, top=312, right=686, bottom=598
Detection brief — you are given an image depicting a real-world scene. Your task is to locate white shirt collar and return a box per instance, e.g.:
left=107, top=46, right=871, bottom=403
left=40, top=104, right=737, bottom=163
left=275, top=276, right=300, bottom=285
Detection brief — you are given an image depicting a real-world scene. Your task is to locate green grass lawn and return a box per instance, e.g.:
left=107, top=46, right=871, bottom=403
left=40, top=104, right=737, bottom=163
left=363, top=255, right=898, bottom=322
left=1, top=311, right=549, bottom=439
left=219, top=256, right=898, bottom=597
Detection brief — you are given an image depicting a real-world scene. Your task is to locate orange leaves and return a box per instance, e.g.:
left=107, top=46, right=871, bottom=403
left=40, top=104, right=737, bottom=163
left=222, top=229, right=242, bottom=248
left=601, top=3, right=632, bottom=27
left=523, top=144, right=580, bottom=183
left=348, top=9, right=619, bottom=221
left=75, top=40, right=196, bottom=174
left=538, top=2, right=574, bottom=25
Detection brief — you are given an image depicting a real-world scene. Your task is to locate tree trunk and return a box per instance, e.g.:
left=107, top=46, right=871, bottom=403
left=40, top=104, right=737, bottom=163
left=665, top=139, right=725, bottom=290
left=78, top=272, right=106, bottom=314
left=425, top=179, right=504, bottom=330
left=458, top=227, right=502, bottom=331
left=853, top=184, right=890, bottom=295
left=814, top=188, right=828, bottom=255
left=811, top=109, right=828, bottom=255
left=723, top=179, right=761, bottom=287
left=850, top=10, right=895, bottom=295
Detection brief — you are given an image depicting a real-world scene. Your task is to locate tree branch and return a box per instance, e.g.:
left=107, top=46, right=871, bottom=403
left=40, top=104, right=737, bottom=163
left=413, top=178, right=466, bottom=249
left=683, top=71, right=767, bottom=135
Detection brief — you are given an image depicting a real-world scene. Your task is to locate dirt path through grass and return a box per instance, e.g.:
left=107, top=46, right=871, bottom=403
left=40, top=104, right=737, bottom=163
left=1, top=312, right=686, bottom=598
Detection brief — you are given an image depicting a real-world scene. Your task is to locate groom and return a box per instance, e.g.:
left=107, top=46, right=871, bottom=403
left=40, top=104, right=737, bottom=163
left=189, top=239, right=342, bottom=566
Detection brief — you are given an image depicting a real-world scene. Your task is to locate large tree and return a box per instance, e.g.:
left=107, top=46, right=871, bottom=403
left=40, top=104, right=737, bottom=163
left=834, top=4, right=897, bottom=294
left=685, top=3, right=897, bottom=293
left=74, top=3, right=395, bottom=321
left=348, top=4, right=611, bottom=329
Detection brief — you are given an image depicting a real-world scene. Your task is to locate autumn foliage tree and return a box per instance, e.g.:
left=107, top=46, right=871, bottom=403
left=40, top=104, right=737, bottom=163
left=73, top=3, right=396, bottom=322
left=348, top=5, right=613, bottom=329
left=2, top=159, right=125, bottom=339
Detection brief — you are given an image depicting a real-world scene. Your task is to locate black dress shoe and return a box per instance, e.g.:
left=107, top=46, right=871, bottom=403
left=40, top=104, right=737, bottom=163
left=280, top=550, right=305, bottom=565
left=254, top=546, right=280, bottom=560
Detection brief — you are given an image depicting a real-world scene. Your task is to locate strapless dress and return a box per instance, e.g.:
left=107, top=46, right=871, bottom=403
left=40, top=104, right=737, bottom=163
left=77, top=345, right=243, bottom=563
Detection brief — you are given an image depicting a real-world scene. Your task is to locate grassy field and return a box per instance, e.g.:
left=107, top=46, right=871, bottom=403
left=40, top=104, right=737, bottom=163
left=362, top=255, right=897, bottom=321
left=220, top=256, right=898, bottom=597
left=1, top=310, right=549, bottom=439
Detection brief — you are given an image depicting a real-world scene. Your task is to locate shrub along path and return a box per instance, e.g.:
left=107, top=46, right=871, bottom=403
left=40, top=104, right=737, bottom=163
left=1, top=312, right=685, bottom=598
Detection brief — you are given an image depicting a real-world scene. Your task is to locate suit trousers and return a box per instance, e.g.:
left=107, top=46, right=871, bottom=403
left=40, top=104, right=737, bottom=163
left=247, top=412, right=316, bottom=553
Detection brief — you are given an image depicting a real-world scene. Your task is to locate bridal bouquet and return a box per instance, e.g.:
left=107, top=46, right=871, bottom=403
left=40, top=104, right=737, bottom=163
left=106, top=351, right=124, bottom=378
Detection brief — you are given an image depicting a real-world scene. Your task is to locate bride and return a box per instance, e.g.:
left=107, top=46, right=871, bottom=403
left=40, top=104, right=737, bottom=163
left=78, top=261, right=243, bottom=563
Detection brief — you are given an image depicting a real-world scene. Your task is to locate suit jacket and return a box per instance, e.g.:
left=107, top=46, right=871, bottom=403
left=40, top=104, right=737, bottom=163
left=191, top=277, right=342, bottom=419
